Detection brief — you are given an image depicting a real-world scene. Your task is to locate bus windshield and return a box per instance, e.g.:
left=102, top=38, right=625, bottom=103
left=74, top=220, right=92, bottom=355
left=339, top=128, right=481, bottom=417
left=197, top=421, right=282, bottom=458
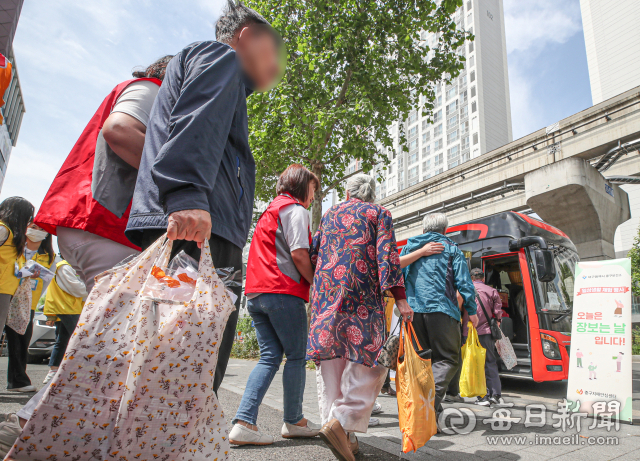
left=532, top=246, right=580, bottom=334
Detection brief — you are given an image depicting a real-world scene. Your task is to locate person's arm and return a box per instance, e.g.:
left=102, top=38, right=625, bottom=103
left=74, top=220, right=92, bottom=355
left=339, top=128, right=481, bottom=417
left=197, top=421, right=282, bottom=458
left=151, top=44, right=241, bottom=244
left=399, top=242, right=445, bottom=268
left=453, top=249, right=479, bottom=327
left=56, top=265, right=88, bottom=299
left=102, top=113, right=147, bottom=169
left=291, top=249, right=314, bottom=284
left=492, top=289, right=503, bottom=325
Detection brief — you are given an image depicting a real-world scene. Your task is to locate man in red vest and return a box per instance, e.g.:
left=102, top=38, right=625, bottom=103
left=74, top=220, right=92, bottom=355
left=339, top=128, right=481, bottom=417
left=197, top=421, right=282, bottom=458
left=34, top=56, right=172, bottom=293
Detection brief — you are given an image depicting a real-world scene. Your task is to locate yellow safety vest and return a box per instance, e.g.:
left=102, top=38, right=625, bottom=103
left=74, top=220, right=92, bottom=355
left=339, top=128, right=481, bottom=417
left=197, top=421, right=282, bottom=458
left=18, top=251, right=55, bottom=310
left=44, top=261, right=84, bottom=317
left=0, top=221, right=20, bottom=295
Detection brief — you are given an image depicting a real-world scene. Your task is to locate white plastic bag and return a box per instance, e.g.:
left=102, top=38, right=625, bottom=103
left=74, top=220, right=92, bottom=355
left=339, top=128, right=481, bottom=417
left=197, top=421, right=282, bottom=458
left=496, top=329, right=517, bottom=370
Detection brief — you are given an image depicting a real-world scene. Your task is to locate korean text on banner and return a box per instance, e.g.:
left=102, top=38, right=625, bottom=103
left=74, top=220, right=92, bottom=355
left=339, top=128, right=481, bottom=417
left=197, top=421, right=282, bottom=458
left=566, top=258, right=632, bottom=423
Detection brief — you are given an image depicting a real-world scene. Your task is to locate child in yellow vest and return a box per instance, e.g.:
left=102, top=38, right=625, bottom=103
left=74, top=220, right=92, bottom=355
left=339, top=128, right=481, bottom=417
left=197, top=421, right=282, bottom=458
left=42, top=260, right=87, bottom=385
left=5, top=223, right=55, bottom=393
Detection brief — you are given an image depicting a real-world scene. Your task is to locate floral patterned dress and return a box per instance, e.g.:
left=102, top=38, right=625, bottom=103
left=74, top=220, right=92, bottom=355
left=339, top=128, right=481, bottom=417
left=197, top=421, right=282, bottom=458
left=306, top=199, right=404, bottom=367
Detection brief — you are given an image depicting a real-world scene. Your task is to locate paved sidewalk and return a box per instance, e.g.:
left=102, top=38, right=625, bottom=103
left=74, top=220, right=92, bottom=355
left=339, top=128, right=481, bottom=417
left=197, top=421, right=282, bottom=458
left=221, top=358, right=640, bottom=460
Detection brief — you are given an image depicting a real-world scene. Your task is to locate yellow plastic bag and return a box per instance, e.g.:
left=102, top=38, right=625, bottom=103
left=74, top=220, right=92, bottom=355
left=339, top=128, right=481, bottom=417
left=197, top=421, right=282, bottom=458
left=397, top=321, right=437, bottom=453
left=460, top=322, right=487, bottom=398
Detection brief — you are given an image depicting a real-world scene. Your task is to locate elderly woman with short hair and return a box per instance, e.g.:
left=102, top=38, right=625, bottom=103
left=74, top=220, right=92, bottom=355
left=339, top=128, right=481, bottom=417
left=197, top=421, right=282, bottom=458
left=400, top=212, right=478, bottom=418
left=308, top=174, right=412, bottom=461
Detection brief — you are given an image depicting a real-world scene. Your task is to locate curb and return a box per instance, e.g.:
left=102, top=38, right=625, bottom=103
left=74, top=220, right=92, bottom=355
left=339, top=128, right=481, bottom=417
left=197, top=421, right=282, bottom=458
left=633, top=355, right=640, bottom=363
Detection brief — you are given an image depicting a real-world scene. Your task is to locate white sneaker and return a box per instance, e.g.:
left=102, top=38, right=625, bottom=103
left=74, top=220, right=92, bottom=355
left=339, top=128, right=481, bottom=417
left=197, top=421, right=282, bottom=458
left=43, top=370, right=57, bottom=384
left=229, top=423, right=274, bottom=446
left=6, top=385, right=36, bottom=393
left=281, top=420, right=321, bottom=438
left=368, top=417, right=380, bottom=427
left=0, top=414, right=22, bottom=459
left=371, top=400, right=383, bottom=415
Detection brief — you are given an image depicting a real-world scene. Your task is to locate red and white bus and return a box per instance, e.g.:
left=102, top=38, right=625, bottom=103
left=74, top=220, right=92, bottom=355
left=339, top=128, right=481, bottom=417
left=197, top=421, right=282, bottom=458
left=397, top=211, right=578, bottom=382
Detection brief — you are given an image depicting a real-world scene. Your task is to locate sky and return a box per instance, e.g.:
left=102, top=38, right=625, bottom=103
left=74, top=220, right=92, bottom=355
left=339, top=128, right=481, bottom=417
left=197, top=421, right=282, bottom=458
left=0, top=0, right=592, bottom=215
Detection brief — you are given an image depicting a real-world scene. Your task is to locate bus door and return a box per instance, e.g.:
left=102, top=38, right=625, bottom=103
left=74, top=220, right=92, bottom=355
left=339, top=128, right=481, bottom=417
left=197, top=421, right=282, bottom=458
left=481, top=252, right=534, bottom=379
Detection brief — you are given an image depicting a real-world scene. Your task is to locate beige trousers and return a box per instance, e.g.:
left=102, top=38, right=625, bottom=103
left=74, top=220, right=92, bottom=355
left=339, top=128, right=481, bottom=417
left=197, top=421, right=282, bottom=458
left=316, top=358, right=387, bottom=433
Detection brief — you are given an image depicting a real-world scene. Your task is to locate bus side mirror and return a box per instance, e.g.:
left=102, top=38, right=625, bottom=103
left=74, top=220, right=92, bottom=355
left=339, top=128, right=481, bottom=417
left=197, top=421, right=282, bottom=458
left=533, top=249, right=556, bottom=282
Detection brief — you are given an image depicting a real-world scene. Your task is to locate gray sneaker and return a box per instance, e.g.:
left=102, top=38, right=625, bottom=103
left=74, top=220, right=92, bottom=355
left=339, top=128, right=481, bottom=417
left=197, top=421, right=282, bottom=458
left=0, top=414, right=22, bottom=458
left=444, top=394, right=464, bottom=403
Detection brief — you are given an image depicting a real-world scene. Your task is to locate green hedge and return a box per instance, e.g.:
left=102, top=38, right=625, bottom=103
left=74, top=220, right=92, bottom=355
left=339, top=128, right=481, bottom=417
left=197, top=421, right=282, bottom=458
left=231, top=316, right=260, bottom=359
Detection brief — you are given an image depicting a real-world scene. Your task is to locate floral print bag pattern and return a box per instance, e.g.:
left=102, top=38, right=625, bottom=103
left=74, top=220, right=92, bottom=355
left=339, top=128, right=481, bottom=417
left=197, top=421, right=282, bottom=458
left=6, top=277, right=32, bottom=335
left=7, top=235, right=235, bottom=461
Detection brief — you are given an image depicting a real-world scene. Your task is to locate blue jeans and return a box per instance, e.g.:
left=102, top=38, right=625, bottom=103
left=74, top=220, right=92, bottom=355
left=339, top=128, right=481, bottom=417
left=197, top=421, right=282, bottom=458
left=233, top=293, right=308, bottom=425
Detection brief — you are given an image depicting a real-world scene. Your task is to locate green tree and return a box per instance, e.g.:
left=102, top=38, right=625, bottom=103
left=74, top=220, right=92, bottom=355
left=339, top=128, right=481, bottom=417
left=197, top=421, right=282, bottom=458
left=246, top=0, right=471, bottom=229
left=627, top=225, right=640, bottom=296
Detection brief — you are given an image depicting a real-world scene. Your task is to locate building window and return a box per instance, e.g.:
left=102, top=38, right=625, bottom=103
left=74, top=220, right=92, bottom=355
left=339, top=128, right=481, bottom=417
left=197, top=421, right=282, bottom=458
left=434, top=139, right=443, bottom=150
left=423, top=145, right=431, bottom=157
left=422, top=131, right=430, bottom=143
left=461, top=120, right=469, bottom=134
left=467, top=12, right=473, bottom=25
left=434, top=124, right=443, bottom=137
left=447, top=115, right=458, bottom=129
left=471, top=86, right=476, bottom=98
left=470, top=71, right=475, bottom=83
left=467, top=0, right=472, bottom=11
left=388, top=164, right=393, bottom=174
left=471, top=101, right=477, bottom=113
left=436, top=94, right=442, bottom=106
left=469, top=56, right=475, bottom=67
left=462, top=135, right=470, bottom=150
left=433, top=109, right=442, bottom=123
left=409, top=151, right=418, bottom=165
left=447, top=145, right=459, bottom=160
left=459, top=74, right=467, bottom=87
left=407, top=111, right=417, bottom=124
left=408, top=126, right=418, bottom=139
left=447, top=87, right=457, bottom=100
left=409, top=139, right=418, bottom=151
left=461, top=90, right=468, bottom=103
left=434, top=153, right=443, bottom=166
left=422, top=119, right=430, bottom=131
left=408, top=166, right=418, bottom=181
left=446, top=101, right=458, bottom=115
left=469, top=42, right=474, bottom=53
left=461, top=105, right=469, bottom=118
left=422, top=159, right=431, bottom=171
left=447, top=130, right=459, bottom=143
left=473, top=133, right=479, bottom=145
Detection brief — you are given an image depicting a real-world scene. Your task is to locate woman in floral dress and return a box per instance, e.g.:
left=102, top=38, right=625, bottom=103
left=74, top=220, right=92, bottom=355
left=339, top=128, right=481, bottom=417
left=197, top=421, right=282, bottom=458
left=308, top=174, right=413, bottom=461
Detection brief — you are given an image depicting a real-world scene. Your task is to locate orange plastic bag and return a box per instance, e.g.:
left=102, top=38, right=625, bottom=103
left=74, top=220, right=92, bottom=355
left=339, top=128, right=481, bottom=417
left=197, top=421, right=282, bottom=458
left=396, top=321, right=437, bottom=453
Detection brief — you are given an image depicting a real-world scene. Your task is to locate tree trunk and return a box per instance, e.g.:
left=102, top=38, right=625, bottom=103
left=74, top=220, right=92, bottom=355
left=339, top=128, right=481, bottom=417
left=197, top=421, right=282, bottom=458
left=311, top=164, right=324, bottom=232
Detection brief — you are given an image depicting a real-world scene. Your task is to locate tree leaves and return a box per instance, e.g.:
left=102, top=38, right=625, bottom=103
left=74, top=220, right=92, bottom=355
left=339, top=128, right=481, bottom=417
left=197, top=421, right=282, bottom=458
left=246, top=0, right=470, bottom=229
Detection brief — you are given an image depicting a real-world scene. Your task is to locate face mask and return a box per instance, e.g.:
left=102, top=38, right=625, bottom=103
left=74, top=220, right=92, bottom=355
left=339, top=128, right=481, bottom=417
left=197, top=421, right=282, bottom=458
left=26, top=228, right=48, bottom=242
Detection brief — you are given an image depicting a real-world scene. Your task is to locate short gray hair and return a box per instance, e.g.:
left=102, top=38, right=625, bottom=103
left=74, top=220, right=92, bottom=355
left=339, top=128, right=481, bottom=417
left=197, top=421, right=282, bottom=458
left=470, top=268, right=484, bottom=280
left=422, top=212, right=448, bottom=234
left=346, top=174, right=376, bottom=203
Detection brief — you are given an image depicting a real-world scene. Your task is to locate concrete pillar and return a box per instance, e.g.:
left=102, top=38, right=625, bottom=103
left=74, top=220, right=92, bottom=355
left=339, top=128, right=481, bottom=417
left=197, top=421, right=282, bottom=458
left=524, top=158, right=630, bottom=260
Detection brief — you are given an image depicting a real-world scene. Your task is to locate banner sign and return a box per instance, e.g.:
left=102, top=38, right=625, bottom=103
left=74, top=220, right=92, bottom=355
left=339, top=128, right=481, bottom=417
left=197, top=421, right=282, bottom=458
left=567, top=258, right=633, bottom=423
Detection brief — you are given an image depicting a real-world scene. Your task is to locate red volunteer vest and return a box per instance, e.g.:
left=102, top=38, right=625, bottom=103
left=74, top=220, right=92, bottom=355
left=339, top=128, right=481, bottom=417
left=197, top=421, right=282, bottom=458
left=245, top=195, right=312, bottom=302
left=34, top=78, right=161, bottom=250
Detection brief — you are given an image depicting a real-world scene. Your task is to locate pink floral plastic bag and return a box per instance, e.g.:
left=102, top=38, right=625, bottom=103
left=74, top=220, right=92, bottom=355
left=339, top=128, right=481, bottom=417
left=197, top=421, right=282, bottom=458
left=7, top=236, right=236, bottom=461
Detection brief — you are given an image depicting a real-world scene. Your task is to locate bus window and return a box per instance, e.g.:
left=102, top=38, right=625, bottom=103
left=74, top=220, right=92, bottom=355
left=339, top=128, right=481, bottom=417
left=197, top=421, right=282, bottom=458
left=528, top=246, right=579, bottom=334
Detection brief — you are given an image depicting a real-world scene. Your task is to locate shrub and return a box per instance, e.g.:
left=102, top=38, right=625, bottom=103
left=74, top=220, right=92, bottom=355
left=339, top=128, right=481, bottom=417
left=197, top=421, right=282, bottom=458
left=231, top=316, right=260, bottom=359
left=633, top=326, right=640, bottom=355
